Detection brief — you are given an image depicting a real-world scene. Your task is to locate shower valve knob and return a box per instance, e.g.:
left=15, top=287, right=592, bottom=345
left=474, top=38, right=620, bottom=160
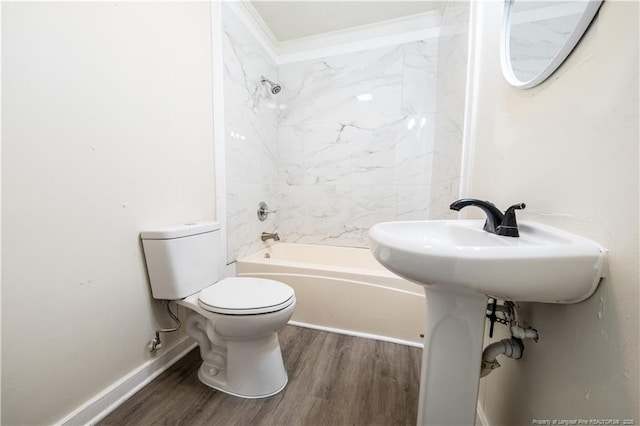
left=257, top=202, right=276, bottom=221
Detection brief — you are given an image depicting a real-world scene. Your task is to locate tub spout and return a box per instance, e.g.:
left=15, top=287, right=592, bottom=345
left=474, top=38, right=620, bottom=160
left=261, top=232, right=280, bottom=242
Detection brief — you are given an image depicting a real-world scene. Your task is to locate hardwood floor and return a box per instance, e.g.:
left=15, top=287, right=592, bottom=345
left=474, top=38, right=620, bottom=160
left=99, top=325, right=422, bottom=426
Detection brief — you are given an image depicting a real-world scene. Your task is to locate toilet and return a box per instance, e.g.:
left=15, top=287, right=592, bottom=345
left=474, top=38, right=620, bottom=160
left=140, top=221, right=295, bottom=398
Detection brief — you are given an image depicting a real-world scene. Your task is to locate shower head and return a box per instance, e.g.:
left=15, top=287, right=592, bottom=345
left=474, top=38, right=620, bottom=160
left=261, top=76, right=282, bottom=95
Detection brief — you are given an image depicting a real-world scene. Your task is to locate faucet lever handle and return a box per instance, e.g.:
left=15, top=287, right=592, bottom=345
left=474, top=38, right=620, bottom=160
left=497, top=203, right=526, bottom=237
left=506, top=203, right=526, bottom=212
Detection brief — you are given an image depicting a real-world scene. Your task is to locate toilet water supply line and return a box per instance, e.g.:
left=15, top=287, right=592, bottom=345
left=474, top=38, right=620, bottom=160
left=480, top=301, right=539, bottom=377
left=148, top=301, right=181, bottom=352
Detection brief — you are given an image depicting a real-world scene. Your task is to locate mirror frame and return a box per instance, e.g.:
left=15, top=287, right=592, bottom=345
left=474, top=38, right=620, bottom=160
left=500, top=0, right=604, bottom=89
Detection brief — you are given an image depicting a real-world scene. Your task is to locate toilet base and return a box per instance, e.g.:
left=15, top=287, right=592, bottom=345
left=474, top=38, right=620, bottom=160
left=196, top=335, right=289, bottom=398
left=181, top=299, right=294, bottom=399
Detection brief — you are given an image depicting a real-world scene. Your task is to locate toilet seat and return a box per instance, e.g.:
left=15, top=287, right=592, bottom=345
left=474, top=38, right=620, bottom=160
left=198, top=277, right=295, bottom=315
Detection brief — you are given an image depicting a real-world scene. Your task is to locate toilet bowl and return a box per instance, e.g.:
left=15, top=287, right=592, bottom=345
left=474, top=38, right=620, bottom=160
left=180, top=278, right=295, bottom=397
left=140, top=221, right=296, bottom=398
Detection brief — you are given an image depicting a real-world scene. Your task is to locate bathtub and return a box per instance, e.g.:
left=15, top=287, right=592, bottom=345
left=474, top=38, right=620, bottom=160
left=236, top=243, right=426, bottom=347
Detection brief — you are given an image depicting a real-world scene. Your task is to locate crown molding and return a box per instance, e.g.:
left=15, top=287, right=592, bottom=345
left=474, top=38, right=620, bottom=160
left=228, top=2, right=443, bottom=65
left=276, top=10, right=442, bottom=61
left=277, top=24, right=441, bottom=65
left=226, top=1, right=279, bottom=64
left=236, top=1, right=280, bottom=47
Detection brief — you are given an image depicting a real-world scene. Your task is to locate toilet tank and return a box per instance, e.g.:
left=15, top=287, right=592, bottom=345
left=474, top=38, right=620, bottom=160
left=140, top=221, right=221, bottom=300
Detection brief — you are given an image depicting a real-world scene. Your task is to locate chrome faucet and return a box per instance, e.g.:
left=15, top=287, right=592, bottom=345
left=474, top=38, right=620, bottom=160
left=261, top=232, right=280, bottom=242
left=449, top=198, right=526, bottom=237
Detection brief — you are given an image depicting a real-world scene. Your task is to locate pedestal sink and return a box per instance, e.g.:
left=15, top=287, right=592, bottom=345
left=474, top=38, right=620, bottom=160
left=369, top=220, right=606, bottom=426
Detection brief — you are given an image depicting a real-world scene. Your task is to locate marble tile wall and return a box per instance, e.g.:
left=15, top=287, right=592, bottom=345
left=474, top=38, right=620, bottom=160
left=223, top=4, right=280, bottom=262
left=276, top=40, right=440, bottom=247
left=430, top=1, right=470, bottom=220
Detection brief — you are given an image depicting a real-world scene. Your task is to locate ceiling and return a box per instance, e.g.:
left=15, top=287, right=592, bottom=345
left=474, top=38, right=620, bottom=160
left=249, top=1, right=444, bottom=43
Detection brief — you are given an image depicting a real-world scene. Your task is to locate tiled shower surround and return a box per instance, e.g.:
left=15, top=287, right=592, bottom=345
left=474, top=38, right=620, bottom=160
left=223, top=5, right=279, bottom=263
left=276, top=41, right=439, bottom=247
left=224, top=3, right=469, bottom=262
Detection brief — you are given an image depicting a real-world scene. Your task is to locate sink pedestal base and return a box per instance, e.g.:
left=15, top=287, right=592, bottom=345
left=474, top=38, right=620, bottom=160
left=417, top=287, right=487, bottom=426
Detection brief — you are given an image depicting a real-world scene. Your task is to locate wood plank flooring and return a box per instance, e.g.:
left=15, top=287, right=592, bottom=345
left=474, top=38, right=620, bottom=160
left=99, top=325, right=422, bottom=426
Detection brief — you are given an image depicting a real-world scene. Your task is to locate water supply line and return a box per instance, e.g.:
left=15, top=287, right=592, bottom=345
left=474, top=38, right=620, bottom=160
left=148, top=301, right=181, bottom=352
left=510, top=325, right=539, bottom=340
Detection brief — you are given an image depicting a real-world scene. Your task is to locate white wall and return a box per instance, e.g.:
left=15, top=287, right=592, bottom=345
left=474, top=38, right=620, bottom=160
left=469, top=1, right=639, bottom=423
left=1, top=3, right=215, bottom=424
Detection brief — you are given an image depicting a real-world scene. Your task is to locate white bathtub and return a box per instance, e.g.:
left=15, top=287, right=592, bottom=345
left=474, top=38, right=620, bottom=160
left=236, top=243, right=426, bottom=347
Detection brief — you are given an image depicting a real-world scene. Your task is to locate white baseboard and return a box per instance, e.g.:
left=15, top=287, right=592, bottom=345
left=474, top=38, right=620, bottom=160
left=288, top=320, right=424, bottom=348
left=57, top=337, right=197, bottom=426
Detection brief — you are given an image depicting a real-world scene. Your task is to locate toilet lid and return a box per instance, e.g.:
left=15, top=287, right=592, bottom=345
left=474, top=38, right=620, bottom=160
left=198, top=277, right=295, bottom=315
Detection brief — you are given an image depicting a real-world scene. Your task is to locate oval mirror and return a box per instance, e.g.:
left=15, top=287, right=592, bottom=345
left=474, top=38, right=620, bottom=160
left=501, top=0, right=603, bottom=89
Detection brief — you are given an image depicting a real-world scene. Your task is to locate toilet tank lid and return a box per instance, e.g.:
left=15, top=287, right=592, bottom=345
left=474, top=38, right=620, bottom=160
left=140, top=221, right=220, bottom=240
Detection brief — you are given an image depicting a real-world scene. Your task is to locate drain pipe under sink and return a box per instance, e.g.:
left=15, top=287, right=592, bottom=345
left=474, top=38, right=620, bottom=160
left=480, top=338, right=524, bottom=377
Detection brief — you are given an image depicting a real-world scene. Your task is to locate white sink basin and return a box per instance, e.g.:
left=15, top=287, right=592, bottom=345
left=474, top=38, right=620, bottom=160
left=369, top=220, right=606, bottom=303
